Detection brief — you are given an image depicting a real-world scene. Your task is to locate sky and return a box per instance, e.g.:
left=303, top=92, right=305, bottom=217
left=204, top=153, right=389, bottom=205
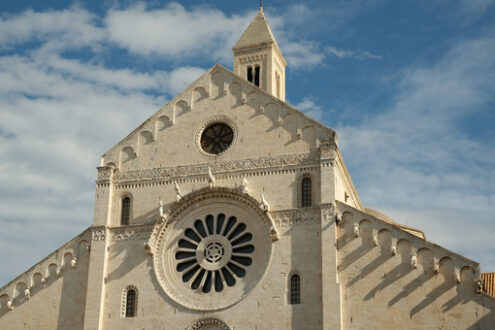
left=0, top=0, right=494, bottom=286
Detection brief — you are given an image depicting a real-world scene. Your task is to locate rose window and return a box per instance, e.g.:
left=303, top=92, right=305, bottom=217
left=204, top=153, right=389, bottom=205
left=175, top=214, right=255, bottom=293
left=200, top=123, right=234, bottom=154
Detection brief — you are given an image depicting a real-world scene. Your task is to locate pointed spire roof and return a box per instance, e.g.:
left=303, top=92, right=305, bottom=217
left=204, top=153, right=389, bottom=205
left=233, top=8, right=280, bottom=51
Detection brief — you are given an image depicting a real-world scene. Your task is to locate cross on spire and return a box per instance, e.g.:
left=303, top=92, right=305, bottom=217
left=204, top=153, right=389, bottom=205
left=260, top=0, right=263, bottom=8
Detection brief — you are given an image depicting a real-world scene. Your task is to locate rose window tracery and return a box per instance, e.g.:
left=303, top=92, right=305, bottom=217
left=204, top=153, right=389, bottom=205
left=175, top=214, right=255, bottom=293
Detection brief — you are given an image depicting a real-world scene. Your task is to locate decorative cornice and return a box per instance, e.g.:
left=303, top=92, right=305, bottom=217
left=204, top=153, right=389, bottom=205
left=114, top=152, right=319, bottom=183
left=109, top=224, right=153, bottom=241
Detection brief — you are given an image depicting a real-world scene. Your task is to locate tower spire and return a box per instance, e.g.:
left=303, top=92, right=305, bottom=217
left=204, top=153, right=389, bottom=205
left=232, top=6, right=287, bottom=101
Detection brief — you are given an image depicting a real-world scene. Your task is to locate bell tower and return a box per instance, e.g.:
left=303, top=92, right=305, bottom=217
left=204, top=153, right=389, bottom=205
left=233, top=7, right=287, bottom=101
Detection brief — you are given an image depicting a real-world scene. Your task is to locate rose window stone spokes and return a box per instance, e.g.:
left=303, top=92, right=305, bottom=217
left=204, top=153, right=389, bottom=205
left=175, top=213, right=255, bottom=293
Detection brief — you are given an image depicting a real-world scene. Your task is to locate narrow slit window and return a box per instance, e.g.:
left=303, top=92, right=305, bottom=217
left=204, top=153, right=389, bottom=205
left=290, top=274, right=301, bottom=305
left=276, top=73, right=281, bottom=98
left=125, top=289, right=137, bottom=317
left=247, top=66, right=253, bottom=83
left=254, top=66, right=260, bottom=87
left=301, top=177, right=312, bottom=208
left=121, top=197, right=131, bottom=225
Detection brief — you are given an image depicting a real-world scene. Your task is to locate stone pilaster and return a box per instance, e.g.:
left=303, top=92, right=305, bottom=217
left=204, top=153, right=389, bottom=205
left=319, top=139, right=342, bottom=329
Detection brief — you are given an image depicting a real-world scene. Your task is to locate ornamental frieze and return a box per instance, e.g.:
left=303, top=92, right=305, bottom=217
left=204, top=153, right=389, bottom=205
left=114, top=152, right=319, bottom=183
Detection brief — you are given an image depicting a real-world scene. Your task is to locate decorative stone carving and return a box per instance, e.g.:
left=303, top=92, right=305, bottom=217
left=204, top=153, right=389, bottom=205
left=433, top=263, right=440, bottom=274
left=174, top=183, right=183, bottom=202
left=96, top=165, right=115, bottom=182
left=56, top=267, right=62, bottom=277
left=411, top=253, right=418, bottom=269
left=320, top=141, right=336, bottom=161
left=353, top=223, right=360, bottom=237
left=260, top=193, right=269, bottom=212
left=70, top=257, right=78, bottom=268
left=391, top=246, right=397, bottom=256
left=188, top=318, right=230, bottom=330
left=7, top=298, right=14, bottom=310
left=112, top=225, right=152, bottom=242
left=373, top=234, right=379, bottom=247
left=239, top=177, right=249, bottom=194
left=207, top=167, right=216, bottom=188
left=24, top=288, right=31, bottom=300
left=335, top=213, right=344, bottom=225
left=455, top=271, right=461, bottom=284
left=149, top=187, right=274, bottom=311
left=91, top=227, right=106, bottom=242
left=476, top=280, right=484, bottom=293
left=115, top=153, right=320, bottom=183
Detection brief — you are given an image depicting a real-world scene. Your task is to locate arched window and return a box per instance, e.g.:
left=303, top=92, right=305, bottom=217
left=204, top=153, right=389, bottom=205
left=125, top=288, right=137, bottom=317
left=290, top=274, right=301, bottom=305
left=247, top=66, right=253, bottom=83
left=121, top=197, right=131, bottom=225
left=254, top=65, right=260, bottom=87
left=301, top=177, right=312, bottom=208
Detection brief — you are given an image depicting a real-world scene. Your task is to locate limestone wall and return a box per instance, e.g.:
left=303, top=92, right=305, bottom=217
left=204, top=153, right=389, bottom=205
left=0, top=229, right=91, bottom=330
left=100, top=66, right=333, bottom=171
left=97, top=207, right=322, bottom=330
left=336, top=201, right=495, bottom=329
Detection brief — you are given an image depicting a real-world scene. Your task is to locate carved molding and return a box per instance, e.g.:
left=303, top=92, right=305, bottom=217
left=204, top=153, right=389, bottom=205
left=271, top=207, right=319, bottom=228
left=110, top=225, right=153, bottom=241
left=188, top=318, right=230, bottom=330
left=91, top=226, right=106, bottom=242
left=115, top=153, right=319, bottom=183
left=96, top=165, right=115, bottom=182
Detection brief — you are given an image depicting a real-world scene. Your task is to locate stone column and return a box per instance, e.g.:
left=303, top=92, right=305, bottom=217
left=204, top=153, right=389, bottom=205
left=319, top=138, right=342, bottom=329
left=83, top=165, right=115, bottom=329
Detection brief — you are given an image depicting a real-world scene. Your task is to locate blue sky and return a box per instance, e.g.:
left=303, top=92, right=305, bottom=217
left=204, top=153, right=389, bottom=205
left=0, top=0, right=494, bottom=286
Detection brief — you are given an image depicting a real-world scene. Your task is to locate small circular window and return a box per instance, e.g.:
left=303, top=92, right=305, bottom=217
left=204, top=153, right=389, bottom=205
left=200, top=123, right=234, bottom=154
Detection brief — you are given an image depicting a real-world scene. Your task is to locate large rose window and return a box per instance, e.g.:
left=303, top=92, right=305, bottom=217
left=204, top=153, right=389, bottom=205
left=176, top=214, right=254, bottom=293
left=152, top=191, right=273, bottom=311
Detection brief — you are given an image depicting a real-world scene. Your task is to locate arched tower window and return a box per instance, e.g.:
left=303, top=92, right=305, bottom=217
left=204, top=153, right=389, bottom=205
left=254, top=65, right=260, bottom=87
left=247, top=65, right=260, bottom=87
left=290, top=274, right=301, bottom=305
left=124, top=287, right=137, bottom=318
left=121, top=197, right=131, bottom=225
left=247, top=66, right=253, bottom=83
left=301, top=177, right=312, bottom=208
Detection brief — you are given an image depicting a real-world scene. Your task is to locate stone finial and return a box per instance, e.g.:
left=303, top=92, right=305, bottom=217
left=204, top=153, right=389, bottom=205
left=260, top=193, right=270, bottom=212
left=24, top=288, right=31, bottom=300
left=335, top=213, right=344, bottom=225
left=433, top=263, right=440, bottom=274
left=7, top=298, right=14, bottom=310
left=476, top=280, right=484, bottom=293
left=71, top=257, right=78, bottom=268
left=208, top=167, right=216, bottom=188
left=411, top=253, right=418, bottom=269
left=353, top=223, right=360, bottom=237
left=373, top=234, right=379, bottom=247
left=391, top=246, right=397, bottom=256
left=174, top=183, right=183, bottom=202
left=240, top=177, right=249, bottom=194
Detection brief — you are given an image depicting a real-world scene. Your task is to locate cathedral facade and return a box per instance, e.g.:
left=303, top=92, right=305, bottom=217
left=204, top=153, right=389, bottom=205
left=1, top=8, right=494, bottom=330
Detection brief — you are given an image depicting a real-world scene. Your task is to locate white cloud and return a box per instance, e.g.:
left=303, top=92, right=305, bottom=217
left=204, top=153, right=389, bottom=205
left=0, top=5, right=105, bottom=50
left=326, top=46, right=382, bottom=60
left=283, top=40, right=325, bottom=68
left=105, top=2, right=254, bottom=62
left=294, top=97, right=324, bottom=121
left=337, top=35, right=495, bottom=270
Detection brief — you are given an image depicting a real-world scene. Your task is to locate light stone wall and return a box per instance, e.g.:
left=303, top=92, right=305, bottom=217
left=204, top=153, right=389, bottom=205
left=336, top=201, right=495, bottom=329
left=0, top=230, right=91, bottom=330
